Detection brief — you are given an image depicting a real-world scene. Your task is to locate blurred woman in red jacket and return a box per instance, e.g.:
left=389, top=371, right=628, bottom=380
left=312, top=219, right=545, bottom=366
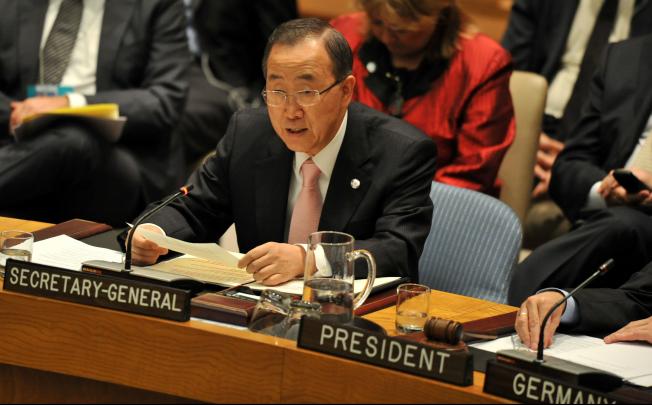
left=331, top=0, right=515, bottom=196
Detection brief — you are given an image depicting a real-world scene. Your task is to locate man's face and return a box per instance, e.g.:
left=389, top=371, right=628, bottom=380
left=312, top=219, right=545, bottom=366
left=265, top=38, right=354, bottom=156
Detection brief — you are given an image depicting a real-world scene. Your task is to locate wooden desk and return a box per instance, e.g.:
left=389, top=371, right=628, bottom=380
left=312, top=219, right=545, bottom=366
left=0, top=218, right=516, bottom=403
left=0, top=216, right=51, bottom=233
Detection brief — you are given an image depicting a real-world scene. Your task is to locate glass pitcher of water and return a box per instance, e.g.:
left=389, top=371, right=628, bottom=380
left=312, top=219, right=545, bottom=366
left=302, top=231, right=376, bottom=324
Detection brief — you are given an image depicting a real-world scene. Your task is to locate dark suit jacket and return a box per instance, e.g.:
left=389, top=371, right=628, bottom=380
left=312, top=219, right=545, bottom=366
left=502, top=0, right=652, bottom=83
left=0, top=0, right=189, bottom=199
left=147, top=102, right=438, bottom=281
left=549, top=34, right=652, bottom=221
left=567, top=261, right=652, bottom=334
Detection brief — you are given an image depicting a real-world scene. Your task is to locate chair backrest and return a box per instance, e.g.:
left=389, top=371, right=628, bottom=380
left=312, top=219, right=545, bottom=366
left=418, top=182, right=522, bottom=303
left=498, top=71, right=548, bottom=224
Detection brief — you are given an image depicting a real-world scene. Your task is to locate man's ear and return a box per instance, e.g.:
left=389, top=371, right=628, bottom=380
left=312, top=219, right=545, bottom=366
left=340, top=75, right=356, bottom=103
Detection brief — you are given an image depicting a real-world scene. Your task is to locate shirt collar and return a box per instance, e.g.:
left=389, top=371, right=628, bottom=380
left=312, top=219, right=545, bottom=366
left=294, top=110, right=348, bottom=180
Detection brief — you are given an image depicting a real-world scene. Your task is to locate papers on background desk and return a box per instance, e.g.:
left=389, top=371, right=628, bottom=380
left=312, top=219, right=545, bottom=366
left=32, top=235, right=124, bottom=271
left=471, top=334, right=652, bottom=387
left=138, top=229, right=242, bottom=268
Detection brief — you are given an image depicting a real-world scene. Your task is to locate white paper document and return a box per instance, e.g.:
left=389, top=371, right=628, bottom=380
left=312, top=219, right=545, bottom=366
left=32, top=235, right=124, bottom=271
left=149, top=255, right=253, bottom=287
left=149, top=254, right=400, bottom=293
left=139, top=229, right=242, bottom=268
left=471, top=334, right=652, bottom=386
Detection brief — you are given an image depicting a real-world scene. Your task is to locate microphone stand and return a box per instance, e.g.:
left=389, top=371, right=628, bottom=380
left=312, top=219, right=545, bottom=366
left=535, top=258, right=615, bottom=363
left=124, top=185, right=193, bottom=272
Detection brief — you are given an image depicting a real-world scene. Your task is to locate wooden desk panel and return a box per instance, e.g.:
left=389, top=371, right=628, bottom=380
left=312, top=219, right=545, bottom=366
left=0, top=216, right=51, bottom=233
left=0, top=285, right=516, bottom=403
left=0, top=289, right=286, bottom=403
left=282, top=349, right=509, bottom=404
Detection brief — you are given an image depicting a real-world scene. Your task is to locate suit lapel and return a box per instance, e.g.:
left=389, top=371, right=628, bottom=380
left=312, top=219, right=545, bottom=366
left=319, top=107, right=373, bottom=232
left=96, top=0, right=136, bottom=90
left=18, top=0, right=47, bottom=90
left=254, top=135, right=293, bottom=243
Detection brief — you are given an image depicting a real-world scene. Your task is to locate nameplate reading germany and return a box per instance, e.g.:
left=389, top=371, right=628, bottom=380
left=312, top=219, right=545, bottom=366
left=297, top=317, right=473, bottom=386
left=3, top=259, right=190, bottom=321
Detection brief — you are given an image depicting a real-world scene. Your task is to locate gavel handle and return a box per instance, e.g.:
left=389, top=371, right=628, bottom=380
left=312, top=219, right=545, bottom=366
left=461, top=331, right=497, bottom=342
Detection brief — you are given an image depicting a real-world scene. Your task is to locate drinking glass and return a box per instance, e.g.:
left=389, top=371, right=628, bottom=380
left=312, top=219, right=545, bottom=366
left=0, top=231, right=34, bottom=277
left=395, top=283, right=431, bottom=333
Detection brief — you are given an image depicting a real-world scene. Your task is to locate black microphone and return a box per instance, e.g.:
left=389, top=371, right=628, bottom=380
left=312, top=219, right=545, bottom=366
left=124, top=185, right=194, bottom=272
left=535, top=258, right=614, bottom=362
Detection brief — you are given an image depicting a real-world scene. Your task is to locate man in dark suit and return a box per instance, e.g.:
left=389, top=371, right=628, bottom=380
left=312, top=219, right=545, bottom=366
left=130, top=18, right=437, bottom=286
left=509, top=34, right=652, bottom=306
left=515, top=261, right=652, bottom=349
left=502, top=0, right=652, bottom=248
left=0, top=0, right=189, bottom=226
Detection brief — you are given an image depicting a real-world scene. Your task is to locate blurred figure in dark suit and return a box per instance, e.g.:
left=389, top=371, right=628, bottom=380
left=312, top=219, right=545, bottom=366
left=0, top=0, right=189, bottom=226
left=503, top=0, right=652, bottom=248
left=509, top=34, right=652, bottom=307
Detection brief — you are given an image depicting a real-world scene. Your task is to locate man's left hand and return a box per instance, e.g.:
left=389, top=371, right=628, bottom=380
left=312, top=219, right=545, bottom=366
left=604, top=316, right=652, bottom=345
left=238, top=242, right=305, bottom=286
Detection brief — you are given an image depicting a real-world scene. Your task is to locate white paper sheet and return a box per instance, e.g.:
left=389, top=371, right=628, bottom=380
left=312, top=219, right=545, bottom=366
left=32, top=235, right=123, bottom=271
left=149, top=255, right=253, bottom=286
left=471, top=334, right=652, bottom=386
left=139, top=229, right=242, bottom=268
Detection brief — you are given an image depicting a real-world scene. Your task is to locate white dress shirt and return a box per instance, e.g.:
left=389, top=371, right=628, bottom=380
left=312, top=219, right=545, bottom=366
left=40, top=0, right=105, bottom=106
left=546, top=0, right=634, bottom=118
left=284, top=111, right=348, bottom=239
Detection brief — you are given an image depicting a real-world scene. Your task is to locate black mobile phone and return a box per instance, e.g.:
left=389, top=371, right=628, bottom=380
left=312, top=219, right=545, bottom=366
left=613, top=169, right=650, bottom=193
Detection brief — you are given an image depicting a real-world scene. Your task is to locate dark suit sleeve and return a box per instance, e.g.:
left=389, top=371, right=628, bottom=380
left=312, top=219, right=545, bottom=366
left=501, top=0, right=540, bottom=70
left=355, top=137, right=437, bottom=281
left=548, top=46, right=613, bottom=222
left=86, top=0, right=190, bottom=143
left=565, top=262, right=652, bottom=334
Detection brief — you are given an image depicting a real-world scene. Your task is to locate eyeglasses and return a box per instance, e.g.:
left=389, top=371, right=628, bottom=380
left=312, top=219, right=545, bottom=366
left=262, top=78, right=344, bottom=107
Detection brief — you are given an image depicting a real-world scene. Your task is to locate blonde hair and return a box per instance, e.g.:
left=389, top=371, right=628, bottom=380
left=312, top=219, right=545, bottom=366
left=358, top=0, right=466, bottom=61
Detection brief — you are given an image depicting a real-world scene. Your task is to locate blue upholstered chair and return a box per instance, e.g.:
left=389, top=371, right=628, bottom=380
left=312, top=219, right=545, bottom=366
left=418, top=182, right=522, bottom=303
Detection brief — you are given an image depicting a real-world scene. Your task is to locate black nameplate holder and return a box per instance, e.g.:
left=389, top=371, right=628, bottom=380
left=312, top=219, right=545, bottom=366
left=484, top=356, right=652, bottom=404
left=82, top=259, right=207, bottom=295
left=3, top=259, right=190, bottom=322
left=297, top=317, right=473, bottom=386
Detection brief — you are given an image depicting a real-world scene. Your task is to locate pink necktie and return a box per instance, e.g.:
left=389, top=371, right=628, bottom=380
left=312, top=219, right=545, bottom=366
left=288, top=158, right=322, bottom=244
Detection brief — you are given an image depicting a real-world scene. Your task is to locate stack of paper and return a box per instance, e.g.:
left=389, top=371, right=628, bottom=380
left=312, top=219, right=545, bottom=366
left=471, top=334, right=652, bottom=387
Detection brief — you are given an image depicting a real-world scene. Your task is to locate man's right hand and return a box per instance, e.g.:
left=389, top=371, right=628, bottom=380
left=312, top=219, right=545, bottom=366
left=128, top=224, right=168, bottom=265
left=598, top=168, right=652, bottom=207
left=533, top=133, right=565, bottom=198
